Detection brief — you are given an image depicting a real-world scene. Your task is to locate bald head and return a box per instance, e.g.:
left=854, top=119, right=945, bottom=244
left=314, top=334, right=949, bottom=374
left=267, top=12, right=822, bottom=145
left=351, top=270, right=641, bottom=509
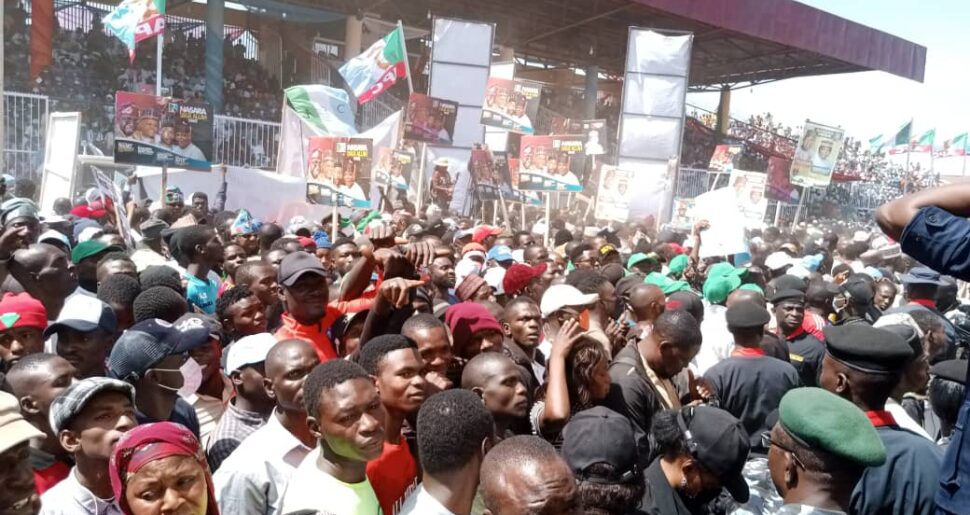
left=480, top=435, right=578, bottom=515
left=629, top=284, right=665, bottom=323
left=460, top=351, right=516, bottom=390
left=727, top=288, right=766, bottom=308
left=523, top=245, right=549, bottom=265
left=9, top=243, right=77, bottom=307
left=265, top=338, right=317, bottom=377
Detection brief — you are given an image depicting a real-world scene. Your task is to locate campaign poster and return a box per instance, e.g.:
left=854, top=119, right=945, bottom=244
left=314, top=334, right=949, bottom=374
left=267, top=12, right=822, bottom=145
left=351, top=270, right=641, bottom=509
left=507, top=157, right=542, bottom=205
left=481, top=78, right=542, bottom=134
left=113, top=91, right=213, bottom=170
left=693, top=187, right=748, bottom=259
left=373, top=148, right=413, bottom=191
left=551, top=117, right=580, bottom=134
left=790, top=121, right=845, bottom=187
left=594, top=165, right=634, bottom=222
left=708, top=144, right=742, bottom=172
left=517, top=135, right=584, bottom=192
left=305, top=137, right=371, bottom=209
left=766, top=156, right=799, bottom=204
left=403, top=93, right=458, bottom=144
left=581, top=119, right=608, bottom=156
left=729, top=169, right=768, bottom=228
left=670, top=198, right=697, bottom=231
left=94, top=170, right=135, bottom=247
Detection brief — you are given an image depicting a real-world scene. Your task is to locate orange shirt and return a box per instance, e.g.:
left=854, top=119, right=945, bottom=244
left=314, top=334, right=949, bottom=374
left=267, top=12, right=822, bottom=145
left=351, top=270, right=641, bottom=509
left=274, top=306, right=343, bottom=362
left=366, top=437, right=418, bottom=515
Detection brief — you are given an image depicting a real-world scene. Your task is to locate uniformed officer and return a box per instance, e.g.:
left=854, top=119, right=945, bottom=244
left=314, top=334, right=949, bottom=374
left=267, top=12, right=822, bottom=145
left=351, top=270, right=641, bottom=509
left=928, top=359, right=968, bottom=448
left=704, top=301, right=800, bottom=450
left=818, top=324, right=943, bottom=515
left=771, top=290, right=824, bottom=386
left=767, top=387, right=887, bottom=515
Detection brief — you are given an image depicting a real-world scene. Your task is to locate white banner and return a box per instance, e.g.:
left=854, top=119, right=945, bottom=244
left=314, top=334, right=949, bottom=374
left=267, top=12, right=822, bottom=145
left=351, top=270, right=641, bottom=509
left=428, top=18, right=494, bottom=148
left=694, top=187, right=748, bottom=258
left=595, top=165, right=634, bottom=222
left=616, top=28, right=692, bottom=224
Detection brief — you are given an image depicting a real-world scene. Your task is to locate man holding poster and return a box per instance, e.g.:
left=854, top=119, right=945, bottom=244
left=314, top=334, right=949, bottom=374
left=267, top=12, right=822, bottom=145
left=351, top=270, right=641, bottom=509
left=790, top=121, right=845, bottom=188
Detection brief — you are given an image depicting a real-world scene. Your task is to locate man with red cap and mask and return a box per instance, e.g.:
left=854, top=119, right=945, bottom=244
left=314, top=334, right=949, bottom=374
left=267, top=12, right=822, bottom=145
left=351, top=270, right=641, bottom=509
left=472, top=225, right=503, bottom=250
left=502, top=263, right=549, bottom=304
left=0, top=292, right=48, bottom=370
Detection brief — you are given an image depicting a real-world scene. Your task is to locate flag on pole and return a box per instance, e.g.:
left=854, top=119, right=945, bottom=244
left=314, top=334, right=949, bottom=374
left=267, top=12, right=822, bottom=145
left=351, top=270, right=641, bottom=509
left=339, top=26, right=408, bottom=104
left=868, top=134, right=886, bottom=153
left=284, top=85, right=357, bottom=135
left=103, top=0, right=166, bottom=62
left=942, top=133, right=968, bottom=157
left=887, top=120, right=913, bottom=155
left=913, top=129, right=935, bottom=153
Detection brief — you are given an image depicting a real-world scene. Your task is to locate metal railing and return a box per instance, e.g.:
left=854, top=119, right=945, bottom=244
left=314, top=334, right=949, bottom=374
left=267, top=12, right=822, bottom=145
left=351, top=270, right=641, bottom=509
left=213, top=115, right=281, bottom=170
left=3, top=92, right=50, bottom=179
left=359, top=95, right=403, bottom=131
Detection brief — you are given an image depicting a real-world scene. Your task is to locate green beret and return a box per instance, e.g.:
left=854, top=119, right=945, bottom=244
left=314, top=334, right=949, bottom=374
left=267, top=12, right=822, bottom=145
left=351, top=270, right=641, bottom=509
left=703, top=274, right=741, bottom=304
left=668, top=254, right=689, bottom=277
left=779, top=387, right=886, bottom=467
left=626, top=252, right=654, bottom=270
left=71, top=240, right=121, bottom=264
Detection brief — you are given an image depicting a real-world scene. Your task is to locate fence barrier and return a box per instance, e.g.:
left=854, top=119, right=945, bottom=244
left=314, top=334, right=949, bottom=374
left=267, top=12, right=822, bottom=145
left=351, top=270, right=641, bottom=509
left=2, top=92, right=50, bottom=180
left=213, top=114, right=281, bottom=170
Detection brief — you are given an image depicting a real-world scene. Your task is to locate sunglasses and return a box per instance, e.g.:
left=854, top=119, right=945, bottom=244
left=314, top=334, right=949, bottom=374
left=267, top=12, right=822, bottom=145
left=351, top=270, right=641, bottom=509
left=761, top=431, right=805, bottom=469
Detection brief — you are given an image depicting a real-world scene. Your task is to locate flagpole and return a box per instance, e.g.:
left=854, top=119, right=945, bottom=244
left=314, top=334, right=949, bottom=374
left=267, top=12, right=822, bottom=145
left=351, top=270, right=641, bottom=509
left=398, top=20, right=413, bottom=94
left=156, top=31, right=163, bottom=96
left=416, top=143, right=427, bottom=215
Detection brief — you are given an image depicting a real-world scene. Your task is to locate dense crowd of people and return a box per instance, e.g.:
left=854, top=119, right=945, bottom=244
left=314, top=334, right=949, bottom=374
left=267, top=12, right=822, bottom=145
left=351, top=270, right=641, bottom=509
left=0, top=156, right=965, bottom=515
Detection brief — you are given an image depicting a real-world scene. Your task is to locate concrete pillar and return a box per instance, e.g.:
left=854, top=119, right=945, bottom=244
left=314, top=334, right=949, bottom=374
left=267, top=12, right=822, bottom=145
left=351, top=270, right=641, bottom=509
left=584, top=65, right=599, bottom=120
left=716, top=85, right=731, bottom=137
left=344, top=16, right=363, bottom=59
left=497, top=45, right=515, bottom=62
left=205, top=0, right=225, bottom=112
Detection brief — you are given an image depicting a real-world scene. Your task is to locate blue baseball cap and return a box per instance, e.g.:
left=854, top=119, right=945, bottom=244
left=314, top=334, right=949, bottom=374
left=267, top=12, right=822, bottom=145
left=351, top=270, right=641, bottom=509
left=486, top=245, right=514, bottom=263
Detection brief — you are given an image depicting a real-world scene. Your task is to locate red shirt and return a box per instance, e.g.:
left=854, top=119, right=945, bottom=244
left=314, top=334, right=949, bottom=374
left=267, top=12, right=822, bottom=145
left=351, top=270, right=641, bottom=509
left=33, top=459, right=70, bottom=494
left=366, top=438, right=418, bottom=515
left=274, top=306, right=342, bottom=362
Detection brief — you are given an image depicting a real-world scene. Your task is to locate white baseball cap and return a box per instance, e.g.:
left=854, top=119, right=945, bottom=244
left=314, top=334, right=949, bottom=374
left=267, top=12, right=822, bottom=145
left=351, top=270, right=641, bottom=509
left=765, top=251, right=794, bottom=271
left=540, top=284, right=598, bottom=317
left=225, top=333, right=277, bottom=373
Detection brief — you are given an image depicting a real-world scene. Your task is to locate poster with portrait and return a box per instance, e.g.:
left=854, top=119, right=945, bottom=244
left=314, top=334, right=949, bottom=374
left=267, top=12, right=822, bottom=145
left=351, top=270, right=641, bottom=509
left=670, top=197, right=697, bottom=231
left=305, top=137, right=371, bottom=209
left=481, top=78, right=542, bottom=134
left=373, top=148, right=413, bottom=191
left=766, top=156, right=799, bottom=204
left=471, top=148, right=516, bottom=202
left=729, top=169, right=768, bottom=228
left=113, top=91, right=213, bottom=170
left=507, top=157, right=542, bottom=205
left=403, top=93, right=458, bottom=144
left=594, top=165, right=634, bottom=222
left=581, top=119, right=608, bottom=156
left=790, top=120, right=845, bottom=187
left=708, top=144, right=742, bottom=172
left=517, top=135, right=584, bottom=192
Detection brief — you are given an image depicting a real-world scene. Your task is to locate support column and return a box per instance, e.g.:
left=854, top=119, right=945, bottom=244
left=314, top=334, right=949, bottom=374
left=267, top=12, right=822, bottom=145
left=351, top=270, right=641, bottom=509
left=344, top=16, right=363, bottom=59
left=497, top=45, right=515, bottom=63
left=205, top=0, right=225, bottom=112
left=584, top=65, right=599, bottom=120
left=716, top=85, right=731, bottom=137
left=257, top=19, right=282, bottom=88
left=30, top=0, right=54, bottom=80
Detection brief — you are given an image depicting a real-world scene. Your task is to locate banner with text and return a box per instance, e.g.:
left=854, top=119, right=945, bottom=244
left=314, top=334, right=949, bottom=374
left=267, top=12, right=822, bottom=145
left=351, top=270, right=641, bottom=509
left=305, top=137, right=372, bottom=209
left=480, top=78, right=542, bottom=135
left=729, top=169, right=768, bottom=228
left=595, top=165, right=634, bottom=222
left=114, top=91, right=212, bottom=170
left=790, top=120, right=845, bottom=188
left=517, top=135, right=584, bottom=192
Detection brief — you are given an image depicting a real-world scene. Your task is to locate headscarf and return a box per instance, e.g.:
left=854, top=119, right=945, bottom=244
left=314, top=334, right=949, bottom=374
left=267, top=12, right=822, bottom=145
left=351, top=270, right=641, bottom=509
left=230, top=209, right=259, bottom=236
left=0, top=198, right=39, bottom=226
left=109, top=422, right=219, bottom=515
left=312, top=230, right=332, bottom=250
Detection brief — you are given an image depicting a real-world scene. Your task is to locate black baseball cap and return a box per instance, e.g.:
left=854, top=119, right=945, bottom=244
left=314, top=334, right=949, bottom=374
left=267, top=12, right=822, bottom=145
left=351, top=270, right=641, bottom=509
left=561, top=407, right=640, bottom=484
left=726, top=301, right=771, bottom=329
left=107, top=315, right=212, bottom=381
left=677, top=406, right=751, bottom=503
left=840, top=278, right=874, bottom=305
left=278, top=251, right=328, bottom=287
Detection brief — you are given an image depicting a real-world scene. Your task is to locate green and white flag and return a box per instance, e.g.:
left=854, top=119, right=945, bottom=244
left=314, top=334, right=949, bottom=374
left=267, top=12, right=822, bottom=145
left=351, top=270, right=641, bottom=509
left=339, top=26, right=408, bottom=104
left=284, top=85, right=356, bottom=135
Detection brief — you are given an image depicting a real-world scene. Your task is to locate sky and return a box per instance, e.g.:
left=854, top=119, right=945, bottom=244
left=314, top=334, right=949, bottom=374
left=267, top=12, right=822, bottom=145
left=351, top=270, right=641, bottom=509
left=684, top=0, right=970, bottom=144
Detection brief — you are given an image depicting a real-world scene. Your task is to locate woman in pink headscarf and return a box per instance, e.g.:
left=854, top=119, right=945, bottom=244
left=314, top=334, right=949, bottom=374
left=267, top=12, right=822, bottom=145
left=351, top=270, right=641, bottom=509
left=108, top=422, right=219, bottom=515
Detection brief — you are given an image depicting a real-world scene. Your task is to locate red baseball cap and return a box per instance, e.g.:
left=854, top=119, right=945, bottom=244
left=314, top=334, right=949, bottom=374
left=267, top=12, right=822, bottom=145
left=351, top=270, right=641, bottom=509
left=0, top=293, right=48, bottom=331
left=472, top=225, right=503, bottom=244
left=502, top=262, right=548, bottom=296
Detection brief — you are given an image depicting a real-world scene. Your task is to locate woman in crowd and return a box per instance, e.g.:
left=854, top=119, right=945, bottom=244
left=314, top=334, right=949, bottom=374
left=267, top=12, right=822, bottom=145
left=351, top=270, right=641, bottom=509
left=109, top=422, right=219, bottom=515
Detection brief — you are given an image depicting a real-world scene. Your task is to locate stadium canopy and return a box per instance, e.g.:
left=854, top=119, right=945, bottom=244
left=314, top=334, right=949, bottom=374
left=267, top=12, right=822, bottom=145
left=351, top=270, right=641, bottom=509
left=286, top=0, right=926, bottom=89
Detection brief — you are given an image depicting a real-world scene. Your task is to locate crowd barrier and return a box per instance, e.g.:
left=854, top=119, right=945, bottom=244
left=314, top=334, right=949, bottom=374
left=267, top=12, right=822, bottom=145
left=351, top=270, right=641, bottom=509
left=213, top=114, right=281, bottom=170
left=2, top=92, right=49, bottom=179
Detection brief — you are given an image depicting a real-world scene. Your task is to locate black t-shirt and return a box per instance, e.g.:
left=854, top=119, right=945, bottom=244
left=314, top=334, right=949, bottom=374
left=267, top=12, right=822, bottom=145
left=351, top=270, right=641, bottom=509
left=137, top=397, right=201, bottom=439
left=704, top=355, right=801, bottom=448
left=785, top=331, right=825, bottom=387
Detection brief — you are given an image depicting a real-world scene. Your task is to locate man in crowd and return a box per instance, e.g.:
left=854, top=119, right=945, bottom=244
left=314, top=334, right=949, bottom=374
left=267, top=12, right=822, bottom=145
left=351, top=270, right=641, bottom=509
left=502, top=297, right=545, bottom=394
left=772, top=289, right=825, bottom=387
left=9, top=243, right=78, bottom=320
left=461, top=352, right=530, bottom=440
left=0, top=292, right=47, bottom=369
left=401, top=313, right=455, bottom=389
left=214, top=339, right=319, bottom=514
left=0, top=390, right=44, bottom=515
left=400, top=389, right=495, bottom=515
left=819, top=324, right=942, bottom=514
left=274, top=252, right=344, bottom=361
left=537, top=284, right=597, bottom=359
left=479, top=435, right=578, bottom=514
left=45, top=295, right=117, bottom=379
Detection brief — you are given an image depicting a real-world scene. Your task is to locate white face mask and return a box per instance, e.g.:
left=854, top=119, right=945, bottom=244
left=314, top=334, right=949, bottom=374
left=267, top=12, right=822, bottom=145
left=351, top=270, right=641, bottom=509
left=177, top=358, right=203, bottom=398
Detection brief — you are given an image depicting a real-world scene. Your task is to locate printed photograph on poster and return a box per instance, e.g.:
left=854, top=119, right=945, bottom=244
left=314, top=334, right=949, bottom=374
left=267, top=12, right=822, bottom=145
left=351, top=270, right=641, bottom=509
left=670, top=198, right=697, bottom=231
left=790, top=121, right=845, bottom=187
left=551, top=117, right=580, bottom=134
left=594, top=165, right=634, bottom=222
left=403, top=93, right=458, bottom=144
left=481, top=78, right=542, bottom=134
left=729, top=169, right=768, bottom=228
left=113, top=91, right=213, bottom=170
left=708, top=144, right=742, bottom=172
left=766, top=156, right=799, bottom=204
left=581, top=119, right=608, bottom=156
left=373, top=148, right=413, bottom=191
left=517, top=135, right=584, bottom=192
left=472, top=149, right=516, bottom=202
left=305, top=137, right=371, bottom=209
left=507, top=158, right=542, bottom=205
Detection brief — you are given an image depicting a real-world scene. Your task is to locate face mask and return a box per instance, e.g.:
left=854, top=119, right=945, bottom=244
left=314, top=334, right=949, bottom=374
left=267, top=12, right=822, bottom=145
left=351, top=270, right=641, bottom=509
left=177, top=358, right=203, bottom=398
